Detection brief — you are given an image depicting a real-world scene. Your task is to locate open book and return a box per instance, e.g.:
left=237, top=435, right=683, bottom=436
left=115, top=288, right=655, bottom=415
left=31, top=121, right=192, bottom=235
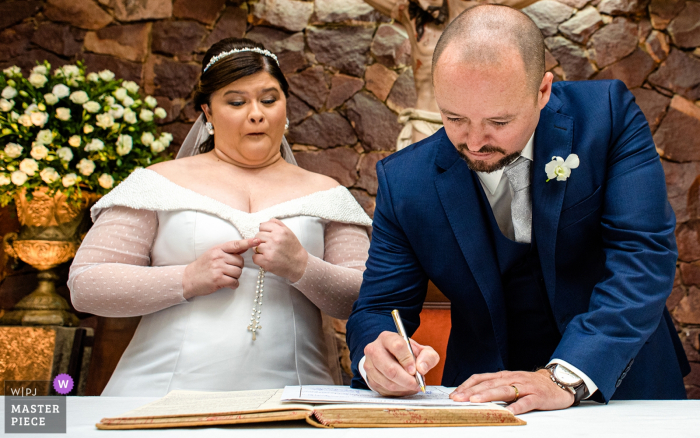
left=97, top=387, right=525, bottom=429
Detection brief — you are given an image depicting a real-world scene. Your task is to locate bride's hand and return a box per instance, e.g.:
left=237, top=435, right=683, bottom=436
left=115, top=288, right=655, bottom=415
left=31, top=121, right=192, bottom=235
left=182, top=238, right=260, bottom=299
left=253, top=219, right=308, bottom=282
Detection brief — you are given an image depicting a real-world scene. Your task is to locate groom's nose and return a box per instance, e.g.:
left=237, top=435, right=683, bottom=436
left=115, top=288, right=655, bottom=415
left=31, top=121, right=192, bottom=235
left=463, top=126, right=489, bottom=152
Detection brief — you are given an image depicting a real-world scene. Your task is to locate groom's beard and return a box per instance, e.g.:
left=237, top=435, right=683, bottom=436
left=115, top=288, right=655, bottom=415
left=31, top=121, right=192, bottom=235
left=456, top=143, right=521, bottom=173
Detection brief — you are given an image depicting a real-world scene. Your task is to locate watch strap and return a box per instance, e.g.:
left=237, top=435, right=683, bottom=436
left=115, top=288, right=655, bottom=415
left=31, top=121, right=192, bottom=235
left=546, top=364, right=589, bottom=407
left=571, top=381, right=589, bottom=407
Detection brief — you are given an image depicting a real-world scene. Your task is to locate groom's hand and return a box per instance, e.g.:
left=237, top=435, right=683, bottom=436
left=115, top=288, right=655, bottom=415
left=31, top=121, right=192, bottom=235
left=450, top=369, right=575, bottom=414
left=363, top=331, right=440, bottom=396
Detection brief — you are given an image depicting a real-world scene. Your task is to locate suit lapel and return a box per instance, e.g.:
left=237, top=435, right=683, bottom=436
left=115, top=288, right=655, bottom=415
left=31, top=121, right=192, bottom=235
left=532, top=96, right=574, bottom=307
left=434, top=132, right=508, bottom=368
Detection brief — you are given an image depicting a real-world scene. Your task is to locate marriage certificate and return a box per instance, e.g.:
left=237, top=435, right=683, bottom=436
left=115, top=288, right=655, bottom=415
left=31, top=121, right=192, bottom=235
left=281, top=385, right=496, bottom=406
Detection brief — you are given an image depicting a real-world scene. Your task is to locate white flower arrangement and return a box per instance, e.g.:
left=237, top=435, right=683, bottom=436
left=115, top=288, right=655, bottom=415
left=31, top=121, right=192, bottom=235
left=52, top=84, right=70, bottom=98
left=44, top=93, right=58, bottom=105
left=19, top=158, right=38, bottom=175
left=77, top=158, right=95, bottom=176
left=141, top=132, right=154, bottom=146
left=2, top=86, right=17, bottom=99
left=98, top=173, right=114, bottom=189
left=0, top=99, right=13, bottom=112
left=30, top=144, right=49, bottom=160
left=11, top=170, right=27, bottom=185
left=56, top=147, right=73, bottom=162
left=69, top=90, right=88, bottom=104
left=144, top=96, right=157, bottom=108
left=85, top=138, right=105, bottom=152
left=116, top=134, right=133, bottom=156
left=139, top=109, right=154, bottom=122
left=40, top=167, right=59, bottom=184
left=68, top=135, right=81, bottom=147
left=545, top=154, right=580, bottom=182
left=0, top=61, right=172, bottom=206
left=28, top=73, right=48, bottom=88
left=55, top=107, right=71, bottom=121
left=62, top=173, right=77, bottom=187
left=4, top=143, right=22, bottom=158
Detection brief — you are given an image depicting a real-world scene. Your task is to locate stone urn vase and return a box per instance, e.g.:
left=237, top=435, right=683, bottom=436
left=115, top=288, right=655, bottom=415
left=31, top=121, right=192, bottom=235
left=1, top=188, right=99, bottom=326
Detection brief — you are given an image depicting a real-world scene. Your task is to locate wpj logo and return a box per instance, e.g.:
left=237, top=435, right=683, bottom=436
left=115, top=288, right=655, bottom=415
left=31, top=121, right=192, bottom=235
left=8, top=385, right=41, bottom=397
left=53, top=374, right=74, bottom=395
left=4, top=381, right=50, bottom=397
left=4, top=377, right=69, bottom=434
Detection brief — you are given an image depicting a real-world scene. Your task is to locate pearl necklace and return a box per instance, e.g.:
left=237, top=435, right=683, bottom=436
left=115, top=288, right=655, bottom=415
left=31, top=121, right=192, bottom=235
left=247, top=267, right=265, bottom=340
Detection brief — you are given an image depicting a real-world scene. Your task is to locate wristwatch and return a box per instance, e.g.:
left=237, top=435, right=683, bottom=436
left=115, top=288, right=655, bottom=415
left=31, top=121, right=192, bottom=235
left=545, top=364, right=589, bottom=407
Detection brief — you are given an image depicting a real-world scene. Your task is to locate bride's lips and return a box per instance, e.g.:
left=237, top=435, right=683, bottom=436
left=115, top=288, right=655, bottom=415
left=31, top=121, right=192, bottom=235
left=246, top=132, right=266, bottom=137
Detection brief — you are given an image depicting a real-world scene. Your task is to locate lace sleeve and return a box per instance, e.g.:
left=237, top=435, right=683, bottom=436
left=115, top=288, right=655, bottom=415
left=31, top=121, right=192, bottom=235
left=68, top=206, right=187, bottom=317
left=291, top=221, right=370, bottom=319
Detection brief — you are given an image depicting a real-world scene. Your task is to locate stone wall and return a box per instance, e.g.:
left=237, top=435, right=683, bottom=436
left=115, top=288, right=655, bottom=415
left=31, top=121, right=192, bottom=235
left=1, top=0, right=699, bottom=397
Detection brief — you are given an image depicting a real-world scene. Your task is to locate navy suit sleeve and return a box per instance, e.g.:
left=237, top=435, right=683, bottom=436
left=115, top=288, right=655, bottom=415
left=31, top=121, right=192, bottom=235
left=552, top=80, right=678, bottom=401
left=346, top=159, right=429, bottom=389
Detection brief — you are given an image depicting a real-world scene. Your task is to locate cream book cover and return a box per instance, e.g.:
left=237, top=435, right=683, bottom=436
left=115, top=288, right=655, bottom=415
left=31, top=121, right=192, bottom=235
left=97, top=387, right=525, bottom=429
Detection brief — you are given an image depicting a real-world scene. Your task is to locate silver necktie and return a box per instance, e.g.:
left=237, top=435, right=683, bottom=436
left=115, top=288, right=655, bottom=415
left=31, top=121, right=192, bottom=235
left=504, top=156, right=532, bottom=243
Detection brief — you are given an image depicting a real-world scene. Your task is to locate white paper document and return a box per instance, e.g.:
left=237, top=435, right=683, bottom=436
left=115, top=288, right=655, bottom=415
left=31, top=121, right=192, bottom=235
left=281, top=385, right=492, bottom=406
left=115, top=389, right=303, bottom=418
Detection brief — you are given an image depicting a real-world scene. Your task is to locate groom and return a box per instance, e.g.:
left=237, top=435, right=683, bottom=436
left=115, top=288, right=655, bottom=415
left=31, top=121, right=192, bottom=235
left=346, top=4, right=689, bottom=413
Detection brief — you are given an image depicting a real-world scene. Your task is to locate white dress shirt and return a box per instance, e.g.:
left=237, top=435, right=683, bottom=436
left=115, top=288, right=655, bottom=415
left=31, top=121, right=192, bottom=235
left=476, top=134, right=535, bottom=241
left=360, top=134, right=597, bottom=398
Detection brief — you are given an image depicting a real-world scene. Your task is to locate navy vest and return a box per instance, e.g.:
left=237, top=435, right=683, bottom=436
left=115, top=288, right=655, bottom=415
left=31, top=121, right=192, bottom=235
left=480, top=186, right=562, bottom=371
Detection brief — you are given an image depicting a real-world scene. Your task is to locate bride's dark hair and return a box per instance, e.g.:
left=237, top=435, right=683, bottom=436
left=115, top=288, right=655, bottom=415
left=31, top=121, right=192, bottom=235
left=193, top=37, right=290, bottom=154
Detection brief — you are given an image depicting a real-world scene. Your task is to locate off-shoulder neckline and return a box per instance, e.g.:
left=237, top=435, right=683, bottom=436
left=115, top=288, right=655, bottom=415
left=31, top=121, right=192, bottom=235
left=142, top=168, right=344, bottom=216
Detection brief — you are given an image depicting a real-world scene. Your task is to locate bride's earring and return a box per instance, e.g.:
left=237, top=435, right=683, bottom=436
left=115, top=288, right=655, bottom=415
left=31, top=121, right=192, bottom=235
left=285, top=118, right=289, bottom=130
left=205, top=122, right=214, bottom=135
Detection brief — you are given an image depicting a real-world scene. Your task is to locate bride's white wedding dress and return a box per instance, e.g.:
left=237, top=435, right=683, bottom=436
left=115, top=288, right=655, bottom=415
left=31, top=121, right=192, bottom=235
left=68, top=169, right=372, bottom=396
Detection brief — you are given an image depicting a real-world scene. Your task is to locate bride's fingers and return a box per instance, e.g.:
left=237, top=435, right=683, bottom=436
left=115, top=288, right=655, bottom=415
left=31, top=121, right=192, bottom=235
left=220, top=238, right=259, bottom=255
left=210, top=265, right=242, bottom=290
left=254, top=231, right=273, bottom=243
left=258, top=222, right=273, bottom=232
left=252, top=249, right=270, bottom=267
left=221, top=253, right=243, bottom=268
left=220, top=264, right=242, bottom=280
left=258, top=221, right=281, bottom=233
left=252, top=248, right=265, bottom=260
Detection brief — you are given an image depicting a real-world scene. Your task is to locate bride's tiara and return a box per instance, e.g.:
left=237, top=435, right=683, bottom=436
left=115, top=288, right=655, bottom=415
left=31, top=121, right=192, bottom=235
left=203, top=47, right=279, bottom=72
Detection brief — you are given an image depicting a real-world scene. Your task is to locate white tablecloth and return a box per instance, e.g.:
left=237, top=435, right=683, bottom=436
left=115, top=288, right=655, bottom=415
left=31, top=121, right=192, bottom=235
left=2, top=398, right=699, bottom=437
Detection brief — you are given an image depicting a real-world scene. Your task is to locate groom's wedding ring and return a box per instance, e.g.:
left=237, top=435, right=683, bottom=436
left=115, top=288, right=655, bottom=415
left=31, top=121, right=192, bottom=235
left=511, top=385, right=519, bottom=402
left=254, top=246, right=261, bottom=254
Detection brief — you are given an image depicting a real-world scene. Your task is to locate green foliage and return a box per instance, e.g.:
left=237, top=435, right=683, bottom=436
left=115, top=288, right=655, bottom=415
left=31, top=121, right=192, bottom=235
left=0, top=61, right=173, bottom=207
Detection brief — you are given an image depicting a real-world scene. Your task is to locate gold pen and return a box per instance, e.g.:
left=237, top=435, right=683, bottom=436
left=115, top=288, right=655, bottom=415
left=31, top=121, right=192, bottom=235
left=391, top=309, right=426, bottom=393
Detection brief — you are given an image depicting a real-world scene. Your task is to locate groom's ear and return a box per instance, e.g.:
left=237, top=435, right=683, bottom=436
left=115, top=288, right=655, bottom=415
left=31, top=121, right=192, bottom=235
left=537, top=72, right=554, bottom=110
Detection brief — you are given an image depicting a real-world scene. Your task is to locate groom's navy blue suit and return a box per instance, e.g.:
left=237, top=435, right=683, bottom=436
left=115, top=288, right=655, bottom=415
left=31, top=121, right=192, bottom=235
left=347, top=80, right=689, bottom=402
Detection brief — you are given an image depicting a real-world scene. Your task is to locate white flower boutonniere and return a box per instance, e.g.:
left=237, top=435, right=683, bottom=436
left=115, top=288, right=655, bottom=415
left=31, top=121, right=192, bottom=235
left=545, top=154, right=579, bottom=182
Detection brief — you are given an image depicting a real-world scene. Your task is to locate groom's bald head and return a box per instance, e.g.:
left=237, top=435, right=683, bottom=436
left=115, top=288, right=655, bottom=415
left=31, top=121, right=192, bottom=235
left=432, top=4, right=545, bottom=94
left=431, top=5, right=552, bottom=174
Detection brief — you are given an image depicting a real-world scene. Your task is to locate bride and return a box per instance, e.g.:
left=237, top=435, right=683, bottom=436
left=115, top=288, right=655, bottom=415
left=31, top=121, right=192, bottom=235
left=68, top=38, right=372, bottom=396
